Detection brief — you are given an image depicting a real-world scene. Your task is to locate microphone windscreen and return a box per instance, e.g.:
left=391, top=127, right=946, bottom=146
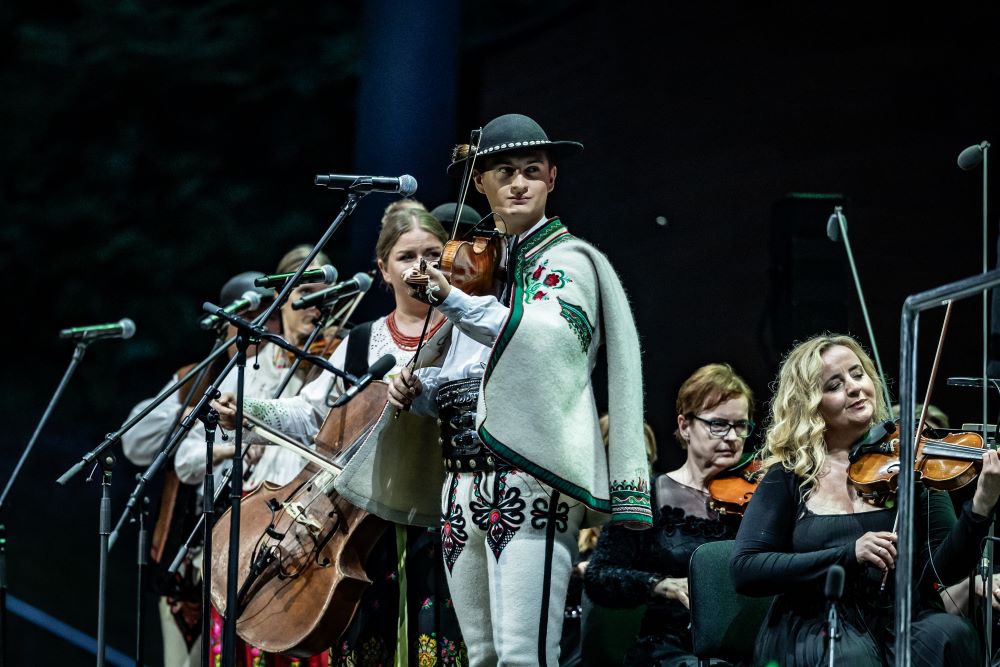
left=398, top=175, right=418, bottom=197
left=354, top=272, right=374, bottom=293
left=220, top=271, right=271, bottom=304
left=958, top=144, right=985, bottom=171
left=825, top=564, right=845, bottom=601
left=826, top=214, right=841, bottom=243
left=368, top=354, right=397, bottom=379
left=319, top=264, right=339, bottom=284
left=118, top=318, right=137, bottom=339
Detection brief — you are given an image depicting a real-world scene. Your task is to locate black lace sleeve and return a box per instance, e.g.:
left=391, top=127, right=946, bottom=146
left=730, top=467, right=856, bottom=597
left=583, top=521, right=659, bottom=609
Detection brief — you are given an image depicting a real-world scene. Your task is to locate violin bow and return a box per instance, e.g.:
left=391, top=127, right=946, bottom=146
left=394, top=128, right=483, bottom=417
left=881, top=301, right=953, bottom=592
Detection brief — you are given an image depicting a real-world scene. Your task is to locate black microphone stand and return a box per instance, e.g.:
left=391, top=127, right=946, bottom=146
left=199, top=406, right=220, bottom=667
left=56, top=336, right=237, bottom=487
left=827, top=206, right=893, bottom=409
left=163, top=303, right=349, bottom=579
left=824, top=564, right=844, bottom=667
left=222, top=332, right=249, bottom=667
left=126, top=333, right=233, bottom=663
left=217, top=190, right=366, bottom=667
left=107, top=335, right=237, bottom=551
left=827, top=598, right=840, bottom=667
left=134, top=495, right=149, bottom=667
left=0, top=339, right=91, bottom=667
left=95, top=452, right=115, bottom=667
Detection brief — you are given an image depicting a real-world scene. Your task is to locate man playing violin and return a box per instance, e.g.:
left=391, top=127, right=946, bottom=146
left=731, top=333, right=1000, bottom=667
left=344, top=113, right=651, bottom=666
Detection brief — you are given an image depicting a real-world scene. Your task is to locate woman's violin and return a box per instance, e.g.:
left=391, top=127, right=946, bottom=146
left=848, top=421, right=989, bottom=506
left=707, top=456, right=764, bottom=517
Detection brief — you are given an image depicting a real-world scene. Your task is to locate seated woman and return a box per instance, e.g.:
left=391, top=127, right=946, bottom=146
left=584, top=363, right=754, bottom=666
left=731, top=333, right=1000, bottom=666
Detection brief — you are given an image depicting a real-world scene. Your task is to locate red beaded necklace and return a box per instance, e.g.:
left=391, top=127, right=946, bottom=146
left=386, top=310, right=446, bottom=351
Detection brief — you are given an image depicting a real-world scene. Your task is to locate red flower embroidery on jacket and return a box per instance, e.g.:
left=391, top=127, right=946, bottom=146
left=533, top=290, right=547, bottom=301
left=543, top=273, right=561, bottom=287
left=532, top=264, right=545, bottom=280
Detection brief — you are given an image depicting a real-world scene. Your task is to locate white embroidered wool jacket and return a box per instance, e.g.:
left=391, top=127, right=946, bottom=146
left=335, top=218, right=651, bottom=529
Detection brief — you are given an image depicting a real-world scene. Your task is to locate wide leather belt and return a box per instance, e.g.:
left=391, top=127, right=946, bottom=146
left=436, top=378, right=503, bottom=472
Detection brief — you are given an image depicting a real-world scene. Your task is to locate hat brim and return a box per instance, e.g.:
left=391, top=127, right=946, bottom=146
left=447, top=140, right=584, bottom=176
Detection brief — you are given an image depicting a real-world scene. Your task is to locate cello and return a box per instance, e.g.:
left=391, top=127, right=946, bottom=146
left=208, top=381, right=389, bottom=656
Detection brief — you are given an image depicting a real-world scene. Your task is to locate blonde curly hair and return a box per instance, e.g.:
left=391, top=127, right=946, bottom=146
left=761, top=334, right=890, bottom=495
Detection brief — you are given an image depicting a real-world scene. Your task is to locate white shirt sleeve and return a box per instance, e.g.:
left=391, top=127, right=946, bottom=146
left=437, top=288, right=509, bottom=347
left=411, top=366, right=443, bottom=417
left=241, top=336, right=350, bottom=444
left=120, top=377, right=183, bottom=466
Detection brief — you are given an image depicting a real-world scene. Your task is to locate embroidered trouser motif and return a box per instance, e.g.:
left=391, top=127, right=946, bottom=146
left=440, top=469, right=583, bottom=667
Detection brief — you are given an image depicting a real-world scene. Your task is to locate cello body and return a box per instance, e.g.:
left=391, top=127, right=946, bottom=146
left=210, top=381, right=389, bottom=657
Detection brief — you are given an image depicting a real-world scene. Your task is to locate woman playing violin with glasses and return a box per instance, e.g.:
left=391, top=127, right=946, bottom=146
left=731, top=333, right=1000, bottom=666
left=584, top=363, right=754, bottom=666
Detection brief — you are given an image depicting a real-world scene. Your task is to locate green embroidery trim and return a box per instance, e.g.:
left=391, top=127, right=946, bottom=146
left=609, top=478, right=652, bottom=522
left=558, top=297, right=594, bottom=353
left=478, top=424, right=611, bottom=512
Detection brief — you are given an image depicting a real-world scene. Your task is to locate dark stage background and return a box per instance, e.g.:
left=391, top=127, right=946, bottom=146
left=2, top=2, right=998, bottom=663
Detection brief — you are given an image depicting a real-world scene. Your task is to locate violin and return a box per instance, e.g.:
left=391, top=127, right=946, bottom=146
left=410, top=127, right=506, bottom=300
left=209, top=381, right=389, bottom=656
left=438, top=232, right=506, bottom=298
left=707, top=457, right=764, bottom=517
left=848, top=421, right=988, bottom=506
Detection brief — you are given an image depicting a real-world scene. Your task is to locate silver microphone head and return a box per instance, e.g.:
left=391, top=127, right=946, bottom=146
left=118, top=318, right=137, bottom=339
left=826, top=213, right=840, bottom=243
left=957, top=141, right=990, bottom=171
left=398, top=174, right=418, bottom=197
left=319, top=264, right=339, bottom=284
left=354, top=272, right=374, bottom=293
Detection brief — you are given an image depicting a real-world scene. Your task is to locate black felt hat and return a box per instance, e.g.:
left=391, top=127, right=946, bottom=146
left=429, top=202, right=483, bottom=228
left=220, top=271, right=272, bottom=304
left=447, top=113, right=584, bottom=176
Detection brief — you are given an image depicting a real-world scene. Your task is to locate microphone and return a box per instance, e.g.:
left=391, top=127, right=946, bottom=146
left=826, top=212, right=843, bottom=243
left=330, top=354, right=396, bottom=408
left=958, top=141, right=990, bottom=171
left=59, top=318, right=136, bottom=341
left=254, top=265, right=338, bottom=289
left=198, top=291, right=263, bottom=330
left=314, top=174, right=418, bottom=197
left=292, top=273, right=373, bottom=310
left=825, top=564, right=844, bottom=665
left=824, top=564, right=845, bottom=601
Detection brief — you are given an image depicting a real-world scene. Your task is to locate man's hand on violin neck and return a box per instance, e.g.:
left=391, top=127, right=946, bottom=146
left=402, top=262, right=451, bottom=305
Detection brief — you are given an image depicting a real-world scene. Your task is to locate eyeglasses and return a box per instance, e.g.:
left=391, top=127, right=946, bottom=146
left=690, top=415, right=754, bottom=439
